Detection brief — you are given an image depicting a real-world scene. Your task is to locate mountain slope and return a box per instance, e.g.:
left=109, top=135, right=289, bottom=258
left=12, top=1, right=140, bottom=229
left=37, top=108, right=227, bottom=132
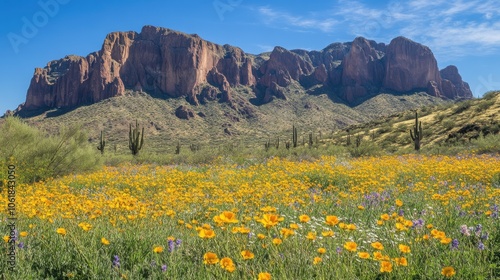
left=20, top=86, right=445, bottom=154
left=329, top=91, right=500, bottom=152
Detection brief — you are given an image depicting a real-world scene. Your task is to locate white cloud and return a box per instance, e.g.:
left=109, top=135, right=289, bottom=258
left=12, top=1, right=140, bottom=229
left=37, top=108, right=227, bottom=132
left=257, top=6, right=338, bottom=32
left=253, top=1, right=500, bottom=58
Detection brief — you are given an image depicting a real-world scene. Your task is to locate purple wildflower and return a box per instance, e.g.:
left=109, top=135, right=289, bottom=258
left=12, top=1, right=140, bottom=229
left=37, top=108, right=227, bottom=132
left=412, top=218, right=424, bottom=229
left=460, top=225, right=470, bottom=236
left=475, top=224, right=483, bottom=233
left=161, top=264, right=167, bottom=272
left=475, top=224, right=483, bottom=237
left=481, top=233, right=489, bottom=241
left=398, top=209, right=404, bottom=216
left=168, top=240, right=175, bottom=252
left=336, top=247, right=342, bottom=254
left=451, top=239, right=459, bottom=250
left=175, top=239, right=182, bottom=247
left=18, top=242, right=25, bottom=249
left=112, top=255, right=120, bottom=268
left=478, top=242, right=485, bottom=250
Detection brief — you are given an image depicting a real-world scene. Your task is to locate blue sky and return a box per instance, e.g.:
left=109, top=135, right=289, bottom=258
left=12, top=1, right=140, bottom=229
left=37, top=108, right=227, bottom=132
left=1, top=0, right=500, bottom=114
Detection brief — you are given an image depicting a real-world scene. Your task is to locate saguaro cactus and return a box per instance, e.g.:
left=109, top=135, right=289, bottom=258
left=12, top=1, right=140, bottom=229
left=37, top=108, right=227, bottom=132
left=97, top=130, right=105, bottom=155
left=355, top=134, right=361, bottom=148
left=410, top=111, right=423, bottom=151
left=264, top=139, right=271, bottom=151
left=129, top=120, right=144, bottom=156
left=292, top=125, right=298, bottom=148
left=175, top=141, right=181, bottom=154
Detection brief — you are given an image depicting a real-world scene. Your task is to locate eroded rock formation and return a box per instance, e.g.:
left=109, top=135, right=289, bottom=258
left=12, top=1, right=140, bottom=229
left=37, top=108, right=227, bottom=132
left=22, top=26, right=472, bottom=112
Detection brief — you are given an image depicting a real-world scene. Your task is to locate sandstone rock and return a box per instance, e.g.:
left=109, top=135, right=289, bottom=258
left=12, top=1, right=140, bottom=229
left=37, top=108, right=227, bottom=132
left=427, top=81, right=442, bottom=98
left=341, top=37, right=385, bottom=102
left=22, top=26, right=472, bottom=113
left=383, top=37, right=441, bottom=93
left=175, top=105, right=195, bottom=120
left=24, top=25, right=255, bottom=110
left=440, top=65, right=473, bottom=99
left=258, top=46, right=314, bottom=89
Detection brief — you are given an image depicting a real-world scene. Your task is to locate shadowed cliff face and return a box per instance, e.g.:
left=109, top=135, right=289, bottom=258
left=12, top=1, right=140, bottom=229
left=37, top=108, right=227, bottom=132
left=22, top=26, right=472, bottom=112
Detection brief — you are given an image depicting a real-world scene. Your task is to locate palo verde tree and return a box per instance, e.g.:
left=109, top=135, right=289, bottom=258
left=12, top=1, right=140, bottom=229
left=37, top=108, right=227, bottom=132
left=410, top=111, right=423, bottom=151
left=129, top=120, right=144, bottom=156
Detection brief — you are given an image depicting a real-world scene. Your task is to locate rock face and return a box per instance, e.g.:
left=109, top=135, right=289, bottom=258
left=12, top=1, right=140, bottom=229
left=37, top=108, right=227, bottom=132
left=22, top=26, right=472, bottom=112
left=383, top=36, right=441, bottom=93
left=24, top=26, right=255, bottom=110
left=440, top=65, right=473, bottom=99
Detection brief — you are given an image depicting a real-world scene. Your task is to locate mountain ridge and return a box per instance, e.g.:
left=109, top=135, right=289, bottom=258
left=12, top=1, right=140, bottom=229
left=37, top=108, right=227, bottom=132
left=18, top=25, right=472, bottom=114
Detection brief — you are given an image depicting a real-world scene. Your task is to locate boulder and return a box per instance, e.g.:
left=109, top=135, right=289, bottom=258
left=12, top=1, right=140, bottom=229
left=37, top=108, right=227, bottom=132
left=175, top=105, right=195, bottom=120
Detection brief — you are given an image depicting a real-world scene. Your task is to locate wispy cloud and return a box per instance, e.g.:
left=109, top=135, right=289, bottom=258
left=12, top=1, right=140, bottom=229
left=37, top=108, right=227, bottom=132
left=257, top=6, right=338, bottom=32
left=253, top=1, right=500, bottom=58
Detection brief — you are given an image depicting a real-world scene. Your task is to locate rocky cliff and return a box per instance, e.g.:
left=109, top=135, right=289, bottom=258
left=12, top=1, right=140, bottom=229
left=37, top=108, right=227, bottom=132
left=22, top=25, right=472, bottom=111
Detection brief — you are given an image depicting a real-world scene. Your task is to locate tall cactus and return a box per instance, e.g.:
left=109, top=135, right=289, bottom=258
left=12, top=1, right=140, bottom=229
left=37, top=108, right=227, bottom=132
left=97, top=130, right=105, bottom=155
left=308, top=132, right=313, bottom=148
left=292, top=125, right=298, bottom=148
left=355, top=134, right=361, bottom=148
left=264, top=139, right=271, bottom=151
left=410, top=111, right=423, bottom=151
left=175, top=141, right=181, bottom=154
left=129, top=120, right=144, bottom=156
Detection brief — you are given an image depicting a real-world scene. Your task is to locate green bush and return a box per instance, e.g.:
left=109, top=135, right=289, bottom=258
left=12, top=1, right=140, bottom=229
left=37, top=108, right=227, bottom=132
left=348, top=141, right=383, bottom=157
left=482, top=90, right=499, bottom=100
left=452, top=100, right=472, bottom=115
left=472, top=133, right=500, bottom=154
left=475, top=99, right=495, bottom=112
left=0, top=117, right=102, bottom=184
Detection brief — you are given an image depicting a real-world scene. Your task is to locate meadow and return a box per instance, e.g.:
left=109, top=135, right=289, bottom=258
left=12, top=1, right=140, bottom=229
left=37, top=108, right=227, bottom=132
left=1, top=154, right=500, bottom=279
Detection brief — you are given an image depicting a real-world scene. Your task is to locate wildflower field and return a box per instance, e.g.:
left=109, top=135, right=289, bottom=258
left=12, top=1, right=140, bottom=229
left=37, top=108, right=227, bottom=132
left=2, top=155, right=500, bottom=279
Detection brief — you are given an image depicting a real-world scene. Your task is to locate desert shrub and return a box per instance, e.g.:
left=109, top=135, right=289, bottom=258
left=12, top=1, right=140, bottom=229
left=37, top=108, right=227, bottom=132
left=442, top=119, right=456, bottom=131
left=348, top=141, right=383, bottom=157
left=472, top=133, right=500, bottom=154
left=395, top=124, right=407, bottom=133
left=377, top=123, right=392, bottom=134
left=482, top=90, right=499, bottom=100
left=452, top=100, right=472, bottom=115
left=0, top=117, right=101, bottom=184
left=475, top=99, right=496, bottom=112
left=435, top=113, right=446, bottom=122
